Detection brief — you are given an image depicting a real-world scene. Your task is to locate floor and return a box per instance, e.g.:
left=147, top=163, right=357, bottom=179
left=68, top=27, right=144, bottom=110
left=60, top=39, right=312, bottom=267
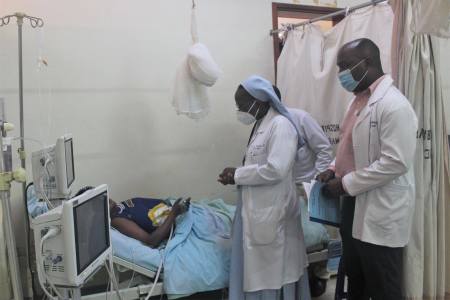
left=166, top=278, right=338, bottom=300
left=312, top=278, right=336, bottom=300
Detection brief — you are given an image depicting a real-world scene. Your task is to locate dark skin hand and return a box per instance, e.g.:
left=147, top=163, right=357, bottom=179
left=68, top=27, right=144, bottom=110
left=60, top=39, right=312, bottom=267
left=316, top=169, right=335, bottom=183
left=110, top=197, right=190, bottom=248
left=316, top=169, right=345, bottom=198
left=218, top=167, right=236, bottom=185
left=322, top=178, right=346, bottom=198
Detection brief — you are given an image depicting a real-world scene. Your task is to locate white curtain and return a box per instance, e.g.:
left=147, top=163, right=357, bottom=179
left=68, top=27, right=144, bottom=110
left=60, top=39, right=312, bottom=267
left=410, top=0, right=450, bottom=38
left=0, top=203, right=12, bottom=300
left=391, top=0, right=450, bottom=299
left=277, top=3, right=393, bottom=152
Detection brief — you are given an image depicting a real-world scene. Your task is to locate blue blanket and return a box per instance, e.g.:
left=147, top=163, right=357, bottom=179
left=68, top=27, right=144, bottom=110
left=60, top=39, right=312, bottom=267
left=163, top=198, right=234, bottom=295
left=111, top=198, right=235, bottom=297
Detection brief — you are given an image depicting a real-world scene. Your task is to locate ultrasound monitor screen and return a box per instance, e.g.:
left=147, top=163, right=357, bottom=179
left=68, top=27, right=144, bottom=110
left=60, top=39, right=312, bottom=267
left=65, top=139, right=75, bottom=187
left=73, top=191, right=110, bottom=275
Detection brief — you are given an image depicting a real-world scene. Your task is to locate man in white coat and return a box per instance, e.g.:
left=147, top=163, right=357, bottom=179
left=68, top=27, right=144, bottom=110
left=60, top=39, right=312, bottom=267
left=218, top=75, right=310, bottom=300
left=317, top=38, right=418, bottom=300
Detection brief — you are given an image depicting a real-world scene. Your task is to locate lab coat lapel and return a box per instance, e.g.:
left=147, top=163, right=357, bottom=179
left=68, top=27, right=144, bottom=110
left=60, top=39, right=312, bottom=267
left=248, top=108, right=276, bottom=148
left=355, top=75, right=393, bottom=127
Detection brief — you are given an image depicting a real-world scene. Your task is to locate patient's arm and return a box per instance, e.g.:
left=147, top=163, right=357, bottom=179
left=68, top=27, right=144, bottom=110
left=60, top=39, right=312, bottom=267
left=111, top=217, right=156, bottom=246
left=111, top=197, right=190, bottom=248
left=111, top=213, right=177, bottom=248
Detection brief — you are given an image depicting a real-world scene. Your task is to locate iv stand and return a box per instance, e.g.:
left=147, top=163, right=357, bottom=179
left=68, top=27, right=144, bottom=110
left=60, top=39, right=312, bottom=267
left=0, top=12, right=44, bottom=299
left=1, top=12, right=44, bottom=207
left=0, top=100, right=25, bottom=300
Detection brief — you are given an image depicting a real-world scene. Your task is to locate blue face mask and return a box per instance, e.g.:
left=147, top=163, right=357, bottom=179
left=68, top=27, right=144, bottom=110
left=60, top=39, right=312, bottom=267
left=338, top=59, right=368, bottom=92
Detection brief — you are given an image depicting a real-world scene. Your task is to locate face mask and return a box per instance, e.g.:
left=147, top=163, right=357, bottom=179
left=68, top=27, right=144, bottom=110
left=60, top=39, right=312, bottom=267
left=338, top=59, right=368, bottom=92
left=236, top=101, right=260, bottom=125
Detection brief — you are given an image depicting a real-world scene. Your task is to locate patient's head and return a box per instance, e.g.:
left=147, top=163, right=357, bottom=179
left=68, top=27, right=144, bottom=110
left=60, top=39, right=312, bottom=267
left=75, top=186, right=94, bottom=197
left=75, top=186, right=117, bottom=212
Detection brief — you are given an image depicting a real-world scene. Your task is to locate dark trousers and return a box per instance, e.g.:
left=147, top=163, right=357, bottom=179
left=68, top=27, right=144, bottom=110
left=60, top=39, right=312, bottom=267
left=340, top=197, right=404, bottom=300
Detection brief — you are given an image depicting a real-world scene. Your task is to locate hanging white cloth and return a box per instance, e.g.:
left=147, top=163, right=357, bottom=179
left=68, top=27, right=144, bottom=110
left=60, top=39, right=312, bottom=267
left=276, top=3, right=393, bottom=152
left=410, top=0, right=450, bottom=38
left=172, top=5, right=222, bottom=120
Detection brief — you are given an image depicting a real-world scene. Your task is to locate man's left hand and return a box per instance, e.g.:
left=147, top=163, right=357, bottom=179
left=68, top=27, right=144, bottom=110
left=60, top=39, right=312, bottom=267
left=322, top=178, right=346, bottom=198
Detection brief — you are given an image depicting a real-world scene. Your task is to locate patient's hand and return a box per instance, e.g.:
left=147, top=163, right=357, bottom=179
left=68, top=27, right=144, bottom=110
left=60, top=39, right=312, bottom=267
left=172, top=197, right=191, bottom=216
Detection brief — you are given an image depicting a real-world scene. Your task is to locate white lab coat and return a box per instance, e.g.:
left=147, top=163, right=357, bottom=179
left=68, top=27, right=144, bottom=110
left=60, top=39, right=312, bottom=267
left=340, top=75, right=418, bottom=247
left=234, top=108, right=307, bottom=292
left=288, top=108, right=333, bottom=183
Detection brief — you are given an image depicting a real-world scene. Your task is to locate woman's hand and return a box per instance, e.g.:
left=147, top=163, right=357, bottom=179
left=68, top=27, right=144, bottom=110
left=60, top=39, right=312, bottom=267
left=218, top=167, right=236, bottom=185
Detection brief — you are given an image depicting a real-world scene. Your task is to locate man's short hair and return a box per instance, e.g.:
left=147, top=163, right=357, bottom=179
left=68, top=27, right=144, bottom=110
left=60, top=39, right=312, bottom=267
left=75, top=186, right=94, bottom=197
left=344, top=38, right=382, bottom=69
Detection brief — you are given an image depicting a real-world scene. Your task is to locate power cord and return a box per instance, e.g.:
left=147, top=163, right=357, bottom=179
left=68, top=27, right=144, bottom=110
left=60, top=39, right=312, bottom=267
left=40, top=158, right=55, bottom=209
left=25, top=183, right=38, bottom=298
left=104, top=256, right=123, bottom=300
left=144, top=225, right=174, bottom=300
left=38, top=227, right=63, bottom=300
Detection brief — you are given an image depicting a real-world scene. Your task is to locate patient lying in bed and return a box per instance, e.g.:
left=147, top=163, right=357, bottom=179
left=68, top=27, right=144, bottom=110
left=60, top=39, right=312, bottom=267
left=76, top=187, right=190, bottom=248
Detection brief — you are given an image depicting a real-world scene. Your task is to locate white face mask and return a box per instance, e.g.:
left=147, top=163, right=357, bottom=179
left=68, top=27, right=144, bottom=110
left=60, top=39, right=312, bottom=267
left=236, top=101, right=259, bottom=125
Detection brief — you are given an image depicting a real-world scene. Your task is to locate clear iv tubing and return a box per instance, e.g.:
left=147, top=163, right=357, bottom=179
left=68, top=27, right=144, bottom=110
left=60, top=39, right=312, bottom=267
left=36, top=26, right=54, bottom=145
left=11, top=136, right=46, bottom=148
left=11, top=136, right=55, bottom=209
left=40, top=161, right=54, bottom=209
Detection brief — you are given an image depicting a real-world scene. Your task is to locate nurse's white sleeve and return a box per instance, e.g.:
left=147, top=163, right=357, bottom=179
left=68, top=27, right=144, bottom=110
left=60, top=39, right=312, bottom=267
left=234, top=119, right=297, bottom=186
left=302, top=113, right=333, bottom=173
left=342, top=104, right=418, bottom=196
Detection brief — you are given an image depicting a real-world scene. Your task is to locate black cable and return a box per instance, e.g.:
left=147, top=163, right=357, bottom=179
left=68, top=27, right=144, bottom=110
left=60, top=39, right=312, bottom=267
left=25, top=182, right=38, bottom=299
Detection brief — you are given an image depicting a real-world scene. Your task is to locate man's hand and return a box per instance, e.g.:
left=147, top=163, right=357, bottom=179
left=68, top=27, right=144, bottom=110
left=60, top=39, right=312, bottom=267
left=218, top=167, right=236, bottom=185
left=316, top=169, right=335, bottom=183
left=322, top=178, right=345, bottom=198
left=172, top=197, right=191, bottom=216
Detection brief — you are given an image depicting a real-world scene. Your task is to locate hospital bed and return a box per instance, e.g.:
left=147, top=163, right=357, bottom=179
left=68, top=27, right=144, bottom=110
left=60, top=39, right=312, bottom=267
left=83, top=198, right=234, bottom=300
left=28, top=188, right=335, bottom=299
left=82, top=199, right=336, bottom=300
left=82, top=256, right=164, bottom=300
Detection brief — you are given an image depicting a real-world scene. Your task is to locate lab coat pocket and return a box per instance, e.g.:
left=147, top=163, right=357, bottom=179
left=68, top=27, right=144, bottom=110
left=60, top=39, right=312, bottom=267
left=248, top=206, right=282, bottom=246
left=368, top=183, right=409, bottom=232
left=250, top=144, right=267, bottom=164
